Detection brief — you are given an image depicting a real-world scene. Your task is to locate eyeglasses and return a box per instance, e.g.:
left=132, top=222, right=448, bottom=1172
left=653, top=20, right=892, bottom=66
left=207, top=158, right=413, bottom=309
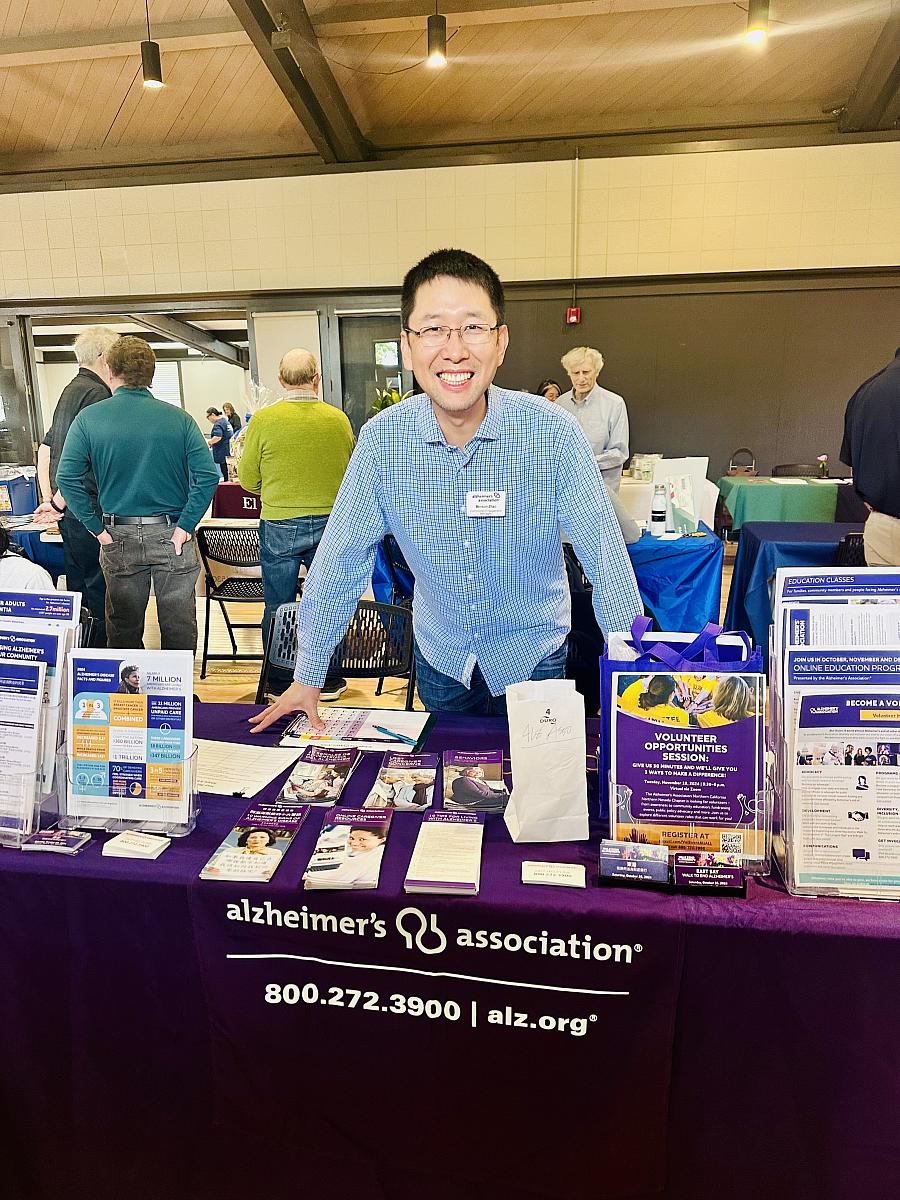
left=404, top=323, right=500, bottom=347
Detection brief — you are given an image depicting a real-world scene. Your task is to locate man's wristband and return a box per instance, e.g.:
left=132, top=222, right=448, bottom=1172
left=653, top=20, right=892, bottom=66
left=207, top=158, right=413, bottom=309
left=50, top=497, right=65, bottom=514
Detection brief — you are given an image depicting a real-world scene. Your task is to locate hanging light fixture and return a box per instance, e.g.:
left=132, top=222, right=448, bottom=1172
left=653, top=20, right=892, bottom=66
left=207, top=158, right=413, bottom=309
left=141, top=0, right=164, bottom=87
left=745, top=0, right=769, bottom=46
left=427, top=8, right=447, bottom=69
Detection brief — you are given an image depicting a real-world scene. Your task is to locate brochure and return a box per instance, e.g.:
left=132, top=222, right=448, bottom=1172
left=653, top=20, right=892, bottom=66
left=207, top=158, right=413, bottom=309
left=610, top=669, right=765, bottom=857
left=0, top=589, right=81, bottom=628
left=442, top=749, right=509, bottom=814
left=67, top=650, right=194, bottom=824
left=280, top=746, right=360, bottom=805
left=302, top=808, right=391, bottom=890
left=0, top=619, right=69, bottom=785
left=404, top=810, right=484, bottom=894
left=362, top=753, right=439, bottom=810
left=21, top=827, right=91, bottom=854
left=280, top=707, right=433, bottom=753
left=0, top=659, right=46, bottom=833
left=200, top=800, right=312, bottom=882
left=790, top=691, right=900, bottom=896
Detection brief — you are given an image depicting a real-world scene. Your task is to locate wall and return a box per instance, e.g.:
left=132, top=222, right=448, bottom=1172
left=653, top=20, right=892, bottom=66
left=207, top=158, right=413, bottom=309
left=250, top=311, right=321, bottom=396
left=1, top=142, right=898, bottom=300
left=35, top=358, right=249, bottom=435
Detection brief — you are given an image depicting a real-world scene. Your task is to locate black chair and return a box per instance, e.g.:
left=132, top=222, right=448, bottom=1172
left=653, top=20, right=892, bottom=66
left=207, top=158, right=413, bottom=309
left=196, top=525, right=267, bottom=679
left=772, top=464, right=820, bottom=477
left=256, top=599, right=416, bottom=709
left=375, top=535, right=416, bottom=698
left=835, top=532, right=867, bottom=567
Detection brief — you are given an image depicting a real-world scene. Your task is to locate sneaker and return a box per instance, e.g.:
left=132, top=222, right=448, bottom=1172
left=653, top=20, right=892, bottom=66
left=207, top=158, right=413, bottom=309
left=319, top=677, right=348, bottom=702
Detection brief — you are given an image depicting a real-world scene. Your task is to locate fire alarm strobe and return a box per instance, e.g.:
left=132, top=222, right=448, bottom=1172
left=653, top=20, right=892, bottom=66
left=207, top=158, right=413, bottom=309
left=566, top=306, right=581, bottom=325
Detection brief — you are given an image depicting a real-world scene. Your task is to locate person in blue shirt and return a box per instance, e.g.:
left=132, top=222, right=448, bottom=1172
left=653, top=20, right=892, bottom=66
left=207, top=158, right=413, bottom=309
left=250, top=248, right=642, bottom=730
left=205, top=408, right=232, bottom=480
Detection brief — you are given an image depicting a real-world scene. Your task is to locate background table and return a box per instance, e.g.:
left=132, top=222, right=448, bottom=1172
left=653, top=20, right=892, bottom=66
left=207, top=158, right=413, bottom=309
left=7, top=525, right=66, bottom=580
left=0, top=702, right=896, bottom=1200
left=724, top=521, right=865, bottom=650
left=373, top=527, right=724, bottom=634
left=620, top=476, right=718, bottom=529
left=717, top=475, right=839, bottom=530
left=211, top=481, right=261, bottom=518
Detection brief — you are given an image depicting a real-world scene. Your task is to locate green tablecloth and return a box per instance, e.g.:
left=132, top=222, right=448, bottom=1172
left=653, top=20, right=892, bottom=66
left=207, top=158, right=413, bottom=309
left=716, top=476, right=838, bottom=530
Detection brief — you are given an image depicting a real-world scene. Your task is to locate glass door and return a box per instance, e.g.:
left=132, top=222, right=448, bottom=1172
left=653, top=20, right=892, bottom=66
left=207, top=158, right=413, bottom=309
left=337, top=313, right=415, bottom=436
left=0, top=317, right=39, bottom=464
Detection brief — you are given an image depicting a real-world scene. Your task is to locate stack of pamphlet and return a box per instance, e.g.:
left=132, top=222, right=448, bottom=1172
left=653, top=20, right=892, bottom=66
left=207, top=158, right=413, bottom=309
left=66, top=649, right=194, bottom=829
left=0, top=659, right=46, bottom=843
left=280, top=746, right=360, bottom=805
left=770, top=567, right=900, bottom=898
left=200, top=800, right=311, bottom=883
left=0, top=589, right=82, bottom=793
left=102, top=830, right=170, bottom=860
left=442, top=750, right=509, bottom=813
left=404, top=810, right=484, bottom=894
left=302, top=808, right=392, bottom=890
left=363, top=753, right=439, bottom=810
left=22, top=828, right=91, bottom=854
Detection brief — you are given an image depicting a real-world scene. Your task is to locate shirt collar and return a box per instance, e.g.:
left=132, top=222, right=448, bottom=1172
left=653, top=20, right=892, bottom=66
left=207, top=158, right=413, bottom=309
left=415, top=386, right=504, bottom=446
left=280, top=391, right=320, bottom=402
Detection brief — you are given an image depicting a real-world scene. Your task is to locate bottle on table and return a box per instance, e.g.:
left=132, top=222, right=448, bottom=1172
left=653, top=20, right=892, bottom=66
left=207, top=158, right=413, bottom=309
left=650, top=484, right=667, bottom=537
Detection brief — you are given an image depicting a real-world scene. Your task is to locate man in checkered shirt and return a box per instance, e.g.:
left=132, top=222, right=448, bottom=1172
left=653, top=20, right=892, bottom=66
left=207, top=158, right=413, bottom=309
left=251, top=248, right=641, bottom=728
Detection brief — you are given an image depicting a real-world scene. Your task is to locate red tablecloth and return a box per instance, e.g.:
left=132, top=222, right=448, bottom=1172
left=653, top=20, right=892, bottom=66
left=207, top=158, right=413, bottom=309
left=211, top=482, right=260, bottom=518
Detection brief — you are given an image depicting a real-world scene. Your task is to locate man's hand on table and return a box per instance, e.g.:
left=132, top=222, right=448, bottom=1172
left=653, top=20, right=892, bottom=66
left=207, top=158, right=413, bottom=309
left=249, top=682, right=324, bottom=734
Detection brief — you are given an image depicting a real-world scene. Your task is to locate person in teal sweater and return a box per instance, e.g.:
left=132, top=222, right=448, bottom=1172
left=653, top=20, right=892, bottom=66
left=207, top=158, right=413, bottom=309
left=56, top=336, right=220, bottom=651
left=238, top=348, right=355, bottom=698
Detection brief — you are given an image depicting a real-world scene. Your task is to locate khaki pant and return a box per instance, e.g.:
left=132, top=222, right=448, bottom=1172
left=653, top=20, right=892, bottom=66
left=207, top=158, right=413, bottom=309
left=864, top=510, right=900, bottom=567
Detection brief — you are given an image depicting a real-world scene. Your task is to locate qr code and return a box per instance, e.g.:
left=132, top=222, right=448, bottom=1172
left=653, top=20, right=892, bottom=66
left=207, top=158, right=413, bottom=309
left=720, top=832, right=744, bottom=854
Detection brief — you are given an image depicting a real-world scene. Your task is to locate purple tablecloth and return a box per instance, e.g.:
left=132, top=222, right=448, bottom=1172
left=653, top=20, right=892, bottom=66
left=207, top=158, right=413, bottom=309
left=0, top=703, right=898, bottom=1200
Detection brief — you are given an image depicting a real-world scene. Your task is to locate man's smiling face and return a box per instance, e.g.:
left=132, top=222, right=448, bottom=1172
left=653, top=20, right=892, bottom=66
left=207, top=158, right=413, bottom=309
left=400, top=276, right=508, bottom=420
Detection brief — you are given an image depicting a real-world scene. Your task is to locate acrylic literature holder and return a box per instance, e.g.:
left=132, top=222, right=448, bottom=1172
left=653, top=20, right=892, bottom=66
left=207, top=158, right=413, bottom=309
left=0, top=701, right=57, bottom=848
left=609, top=774, right=773, bottom=877
left=58, top=743, right=200, bottom=837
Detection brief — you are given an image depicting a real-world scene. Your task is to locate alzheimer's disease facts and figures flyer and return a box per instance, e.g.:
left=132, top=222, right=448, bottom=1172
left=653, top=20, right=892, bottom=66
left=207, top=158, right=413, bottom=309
left=67, top=650, right=194, bottom=824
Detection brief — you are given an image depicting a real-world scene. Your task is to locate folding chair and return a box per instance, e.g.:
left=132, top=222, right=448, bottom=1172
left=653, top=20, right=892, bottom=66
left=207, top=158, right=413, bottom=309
left=835, top=532, right=866, bottom=567
left=772, top=464, right=820, bottom=477
left=256, top=599, right=416, bottom=709
left=196, top=525, right=266, bottom=679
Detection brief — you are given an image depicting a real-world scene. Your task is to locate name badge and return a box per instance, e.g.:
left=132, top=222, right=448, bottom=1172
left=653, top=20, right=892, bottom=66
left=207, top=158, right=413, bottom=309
left=466, top=490, right=506, bottom=517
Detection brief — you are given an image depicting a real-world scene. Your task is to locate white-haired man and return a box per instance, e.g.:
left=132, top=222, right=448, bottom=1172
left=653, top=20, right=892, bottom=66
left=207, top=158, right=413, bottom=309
left=34, top=326, right=120, bottom=644
left=558, top=346, right=629, bottom=492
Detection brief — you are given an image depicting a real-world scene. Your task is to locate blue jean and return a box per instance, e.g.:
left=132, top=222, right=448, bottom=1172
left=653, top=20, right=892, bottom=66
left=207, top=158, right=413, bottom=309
left=414, top=640, right=568, bottom=716
left=259, top=516, right=330, bottom=689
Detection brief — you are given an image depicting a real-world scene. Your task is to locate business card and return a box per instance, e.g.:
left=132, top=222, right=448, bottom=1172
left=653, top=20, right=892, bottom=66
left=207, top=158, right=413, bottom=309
left=521, top=861, right=586, bottom=888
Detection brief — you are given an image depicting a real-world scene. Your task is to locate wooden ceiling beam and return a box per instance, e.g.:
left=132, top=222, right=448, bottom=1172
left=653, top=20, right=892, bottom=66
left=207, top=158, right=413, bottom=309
left=227, top=0, right=369, bottom=163
left=311, top=0, right=729, bottom=38
left=839, top=8, right=900, bottom=132
left=0, top=18, right=249, bottom=69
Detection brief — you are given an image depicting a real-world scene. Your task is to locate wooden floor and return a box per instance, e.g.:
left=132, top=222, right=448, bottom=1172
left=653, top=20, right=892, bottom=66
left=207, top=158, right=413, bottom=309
left=144, top=539, right=736, bottom=709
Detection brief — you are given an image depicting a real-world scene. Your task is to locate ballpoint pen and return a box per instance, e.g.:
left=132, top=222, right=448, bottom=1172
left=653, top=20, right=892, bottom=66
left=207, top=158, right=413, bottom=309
left=372, top=724, right=417, bottom=746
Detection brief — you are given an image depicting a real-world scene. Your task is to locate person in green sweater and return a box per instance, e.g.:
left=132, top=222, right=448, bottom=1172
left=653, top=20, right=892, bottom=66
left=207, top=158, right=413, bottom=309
left=56, top=336, right=220, bottom=651
left=238, top=348, right=355, bottom=698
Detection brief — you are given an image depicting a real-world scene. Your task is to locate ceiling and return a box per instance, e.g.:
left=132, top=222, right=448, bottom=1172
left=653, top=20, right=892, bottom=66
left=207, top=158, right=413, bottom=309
left=0, top=0, right=897, bottom=191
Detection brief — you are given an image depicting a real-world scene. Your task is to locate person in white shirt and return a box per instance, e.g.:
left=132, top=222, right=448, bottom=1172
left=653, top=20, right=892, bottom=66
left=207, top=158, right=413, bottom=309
left=305, top=826, right=386, bottom=888
left=0, top=528, right=55, bottom=591
left=557, top=346, right=629, bottom=492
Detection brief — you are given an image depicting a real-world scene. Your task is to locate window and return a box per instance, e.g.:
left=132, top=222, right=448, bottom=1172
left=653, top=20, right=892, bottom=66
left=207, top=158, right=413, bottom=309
left=151, top=361, right=183, bottom=407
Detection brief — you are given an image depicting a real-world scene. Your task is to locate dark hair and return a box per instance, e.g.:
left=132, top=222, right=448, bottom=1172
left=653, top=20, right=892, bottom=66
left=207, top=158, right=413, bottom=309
left=207, top=407, right=221, bottom=416
left=106, top=336, right=156, bottom=388
left=537, top=379, right=562, bottom=398
left=120, top=664, right=138, bottom=681
left=237, top=828, right=277, bottom=848
left=401, top=248, right=505, bottom=329
left=0, top=527, right=9, bottom=557
left=348, top=825, right=387, bottom=844
left=638, top=676, right=677, bottom=709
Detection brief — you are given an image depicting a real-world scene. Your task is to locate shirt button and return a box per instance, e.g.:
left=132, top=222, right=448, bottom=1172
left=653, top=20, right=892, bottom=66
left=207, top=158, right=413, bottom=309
left=470, top=604, right=476, bottom=611
left=460, top=506, right=466, bottom=513
left=467, top=574, right=474, bottom=581
left=463, top=541, right=469, bottom=549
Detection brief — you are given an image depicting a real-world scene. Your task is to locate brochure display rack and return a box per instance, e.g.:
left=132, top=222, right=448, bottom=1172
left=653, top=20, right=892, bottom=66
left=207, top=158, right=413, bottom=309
left=58, top=745, right=200, bottom=837
left=769, top=568, right=900, bottom=900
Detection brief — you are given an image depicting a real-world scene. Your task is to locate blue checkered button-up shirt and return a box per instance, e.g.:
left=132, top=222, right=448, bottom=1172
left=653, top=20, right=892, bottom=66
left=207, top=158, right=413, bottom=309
left=294, top=386, right=642, bottom=694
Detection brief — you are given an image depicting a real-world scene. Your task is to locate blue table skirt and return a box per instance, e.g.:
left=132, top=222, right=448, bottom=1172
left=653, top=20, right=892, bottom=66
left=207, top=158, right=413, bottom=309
left=373, top=526, right=724, bottom=635
left=8, top=528, right=66, bottom=581
left=724, top=521, right=866, bottom=652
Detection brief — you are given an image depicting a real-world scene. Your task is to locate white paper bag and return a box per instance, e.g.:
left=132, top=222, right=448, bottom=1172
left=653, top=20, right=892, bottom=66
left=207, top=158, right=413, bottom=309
left=504, top=679, right=589, bottom=843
